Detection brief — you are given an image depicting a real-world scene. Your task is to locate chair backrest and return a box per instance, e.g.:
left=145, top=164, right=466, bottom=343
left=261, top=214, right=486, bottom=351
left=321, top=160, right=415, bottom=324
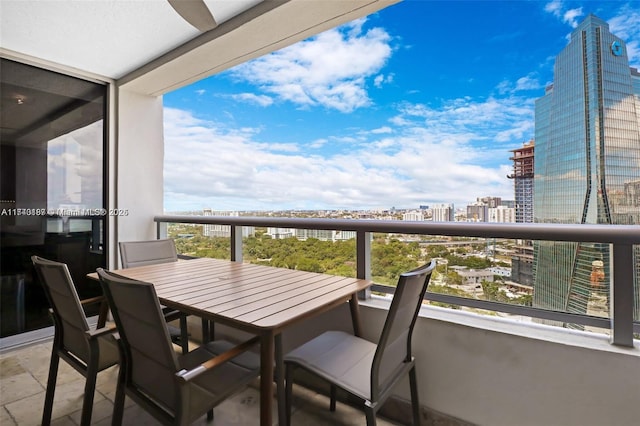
left=371, top=260, right=436, bottom=400
left=97, top=268, right=181, bottom=411
left=119, top=239, right=178, bottom=268
left=31, top=256, right=91, bottom=360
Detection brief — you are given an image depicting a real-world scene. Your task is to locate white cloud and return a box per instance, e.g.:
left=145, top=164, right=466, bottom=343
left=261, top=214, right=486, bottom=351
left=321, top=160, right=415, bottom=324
left=163, top=100, right=522, bottom=212
left=371, top=126, right=393, bottom=134
left=515, top=74, right=542, bottom=92
left=396, top=95, right=533, bottom=137
left=195, top=89, right=206, bottom=96
left=544, top=0, right=563, bottom=17
left=497, top=73, right=542, bottom=95
left=229, top=19, right=393, bottom=113
left=544, top=1, right=583, bottom=28
left=609, top=5, right=640, bottom=67
left=563, top=8, right=583, bottom=28
left=309, top=138, right=328, bottom=149
left=373, top=73, right=394, bottom=88
left=229, top=93, right=274, bottom=107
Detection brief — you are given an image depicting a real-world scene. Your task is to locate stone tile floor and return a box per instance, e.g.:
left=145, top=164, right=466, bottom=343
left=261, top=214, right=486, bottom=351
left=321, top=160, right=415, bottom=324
left=1, top=340, right=400, bottom=425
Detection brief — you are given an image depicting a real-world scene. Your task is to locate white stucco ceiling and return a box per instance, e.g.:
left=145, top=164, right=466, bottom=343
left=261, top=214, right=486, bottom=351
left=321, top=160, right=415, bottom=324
left=0, top=0, right=262, bottom=79
left=1, top=0, right=400, bottom=95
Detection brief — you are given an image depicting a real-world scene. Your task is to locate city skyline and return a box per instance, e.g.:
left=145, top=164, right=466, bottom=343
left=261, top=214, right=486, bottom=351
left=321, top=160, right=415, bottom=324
left=163, top=1, right=640, bottom=212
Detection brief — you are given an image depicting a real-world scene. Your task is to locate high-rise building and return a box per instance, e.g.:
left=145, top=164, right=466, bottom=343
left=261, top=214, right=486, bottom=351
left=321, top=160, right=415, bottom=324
left=431, top=203, right=455, bottom=222
left=488, top=206, right=515, bottom=223
left=508, top=140, right=535, bottom=223
left=533, top=15, right=640, bottom=321
left=508, top=140, right=535, bottom=286
left=477, top=196, right=502, bottom=208
left=203, top=209, right=255, bottom=238
left=402, top=210, right=425, bottom=221
left=466, top=202, right=488, bottom=222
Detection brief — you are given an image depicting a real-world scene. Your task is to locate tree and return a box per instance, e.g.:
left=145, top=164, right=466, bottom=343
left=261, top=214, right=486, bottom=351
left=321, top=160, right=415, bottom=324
left=480, top=280, right=510, bottom=303
left=426, top=244, right=449, bottom=258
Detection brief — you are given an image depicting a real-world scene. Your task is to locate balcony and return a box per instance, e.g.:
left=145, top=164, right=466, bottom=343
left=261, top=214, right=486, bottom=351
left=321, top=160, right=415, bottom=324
left=1, top=2, right=638, bottom=425
left=3, top=217, right=636, bottom=426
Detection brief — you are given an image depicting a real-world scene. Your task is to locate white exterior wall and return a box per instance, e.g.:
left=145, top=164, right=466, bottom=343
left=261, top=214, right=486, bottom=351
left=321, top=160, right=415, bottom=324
left=116, top=89, right=164, bottom=256
left=402, top=308, right=639, bottom=426
left=266, top=228, right=296, bottom=239
left=489, top=206, right=516, bottom=223
left=207, top=301, right=639, bottom=426
left=403, top=211, right=424, bottom=221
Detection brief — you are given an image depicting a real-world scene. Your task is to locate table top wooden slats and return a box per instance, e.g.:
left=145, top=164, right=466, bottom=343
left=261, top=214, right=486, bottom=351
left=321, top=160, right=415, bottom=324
left=103, top=257, right=371, bottom=331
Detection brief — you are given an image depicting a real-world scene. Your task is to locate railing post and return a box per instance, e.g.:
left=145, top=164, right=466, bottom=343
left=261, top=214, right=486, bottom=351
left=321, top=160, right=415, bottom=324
left=157, top=221, right=168, bottom=239
left=356, top=230, right=371, bottom=299
left=231, top=225, right=243, bottom=263
left=610, top=243, right=634, bottom=347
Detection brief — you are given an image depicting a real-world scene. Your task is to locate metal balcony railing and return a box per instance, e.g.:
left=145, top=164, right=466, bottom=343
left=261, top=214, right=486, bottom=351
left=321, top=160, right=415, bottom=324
left=155, top=215, right=640, bottom=347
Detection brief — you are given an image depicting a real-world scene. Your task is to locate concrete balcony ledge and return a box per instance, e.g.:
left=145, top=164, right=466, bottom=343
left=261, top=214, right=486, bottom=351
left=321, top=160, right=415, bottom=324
left=355, top=296, right=639, bottom=426
left=364, top=294, right=640, bottom=354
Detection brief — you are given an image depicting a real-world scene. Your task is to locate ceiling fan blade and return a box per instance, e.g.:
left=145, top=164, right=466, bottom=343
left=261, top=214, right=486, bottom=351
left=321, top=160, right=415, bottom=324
left=168, top=0, right=217, bottom=32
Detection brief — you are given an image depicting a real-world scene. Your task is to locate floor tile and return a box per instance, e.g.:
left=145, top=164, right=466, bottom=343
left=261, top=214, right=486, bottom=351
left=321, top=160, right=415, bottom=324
left=5, top=377, right=106, bottom=425
left=68, top=398, right=115, bottom=425
left=0, top=372, right=44, bottom=405
left=1, top=405, right=17, bottom=426
left=0, top=356, right=26, bottom=379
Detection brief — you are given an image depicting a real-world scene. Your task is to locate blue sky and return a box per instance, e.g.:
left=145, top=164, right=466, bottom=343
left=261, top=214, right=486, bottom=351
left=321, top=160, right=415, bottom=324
left=163, top=0, right=640, bottom=213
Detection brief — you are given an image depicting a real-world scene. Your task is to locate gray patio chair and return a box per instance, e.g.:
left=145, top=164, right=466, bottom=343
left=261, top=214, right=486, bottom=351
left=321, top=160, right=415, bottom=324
left=119, top=239, right=194, bottom=353
left=96, top=268, right=260, bottom=425
left=284, top=260, right=436, bottom=426
left=31, top=256, right=119, bottom=426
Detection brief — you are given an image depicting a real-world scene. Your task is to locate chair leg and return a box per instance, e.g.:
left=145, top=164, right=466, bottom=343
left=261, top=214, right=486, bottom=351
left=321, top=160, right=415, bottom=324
left=409, top=365, right=421, bottom=426
left=80, top=369, right=98, bottom=426
left=42, top=351, right=60, bottom=426
left=206, top=409, right=214, bottom=421
left=111, top=367, right=126, bottom=426
left=285, top=364, right=294, bottom=426
left=180, top=315, right=189, bottom=354
left=364, top=406, right=377, bottom=426
left=329, top=385, right=337, bottom=412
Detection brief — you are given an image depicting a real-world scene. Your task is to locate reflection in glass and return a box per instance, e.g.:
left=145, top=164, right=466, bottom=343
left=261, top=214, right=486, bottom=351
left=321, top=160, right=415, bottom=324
left=533, top=16, right=640, bottom=326
left=0, top=59, right=107, bottom=337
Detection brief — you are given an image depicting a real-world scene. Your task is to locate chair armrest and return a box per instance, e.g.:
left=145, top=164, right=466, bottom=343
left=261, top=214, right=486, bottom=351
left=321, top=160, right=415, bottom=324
left=80, top=295, right=105, bottom=306
left=163, top=308, right=185, bottom=322
left=176, top=335, right=260, bottom=382
left=85, top=323, right=118, bottom=339
left=79, top=296, right=110, bottom=328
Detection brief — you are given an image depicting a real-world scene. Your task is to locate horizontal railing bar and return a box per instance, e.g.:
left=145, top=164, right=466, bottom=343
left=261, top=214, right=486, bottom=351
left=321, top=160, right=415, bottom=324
left=156, top=215, right=640, bottom=244
left=371, top=284, right=613, bottom=329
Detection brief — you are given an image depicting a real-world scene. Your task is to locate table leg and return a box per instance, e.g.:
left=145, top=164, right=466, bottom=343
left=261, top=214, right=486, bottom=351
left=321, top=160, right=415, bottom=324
left=349, top=294, right=362, bottom=337
left=260, top=332, right=274, bottom=425
left=201, top=319, right=215, bottom=343
left=275, top=333, right=286, bottom=425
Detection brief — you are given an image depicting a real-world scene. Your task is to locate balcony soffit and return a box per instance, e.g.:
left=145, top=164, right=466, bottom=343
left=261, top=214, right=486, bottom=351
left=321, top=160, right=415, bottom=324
left=0, top=0, right=263, bottom=80
left=1, top=0, right=400, bottom=96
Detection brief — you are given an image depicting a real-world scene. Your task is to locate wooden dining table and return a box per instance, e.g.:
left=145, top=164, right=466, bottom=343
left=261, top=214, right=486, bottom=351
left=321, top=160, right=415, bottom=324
left=90, top=257, right=372, bottom=425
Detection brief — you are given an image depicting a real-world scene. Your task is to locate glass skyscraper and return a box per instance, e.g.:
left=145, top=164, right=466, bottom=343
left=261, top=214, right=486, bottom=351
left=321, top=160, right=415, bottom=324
left=533, top=15, right=640, bottom=322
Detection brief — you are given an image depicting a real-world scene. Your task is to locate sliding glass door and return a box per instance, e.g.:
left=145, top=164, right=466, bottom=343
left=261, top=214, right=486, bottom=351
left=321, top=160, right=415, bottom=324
left=0, top=58, right=107, bottom=337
